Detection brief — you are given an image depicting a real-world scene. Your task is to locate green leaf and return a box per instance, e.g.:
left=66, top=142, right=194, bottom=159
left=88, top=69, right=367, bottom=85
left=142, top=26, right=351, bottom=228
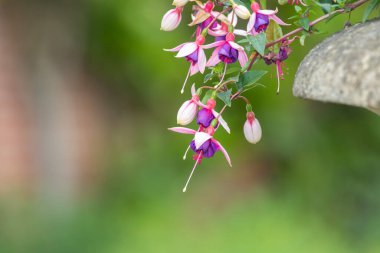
left=217, top=89, right=232, bottom=107
left=225, top=67, right=241, bottom=75
left=278, top=0, right=288, bottom=5
left=204, top=72, right=214, bottom=83
left=295, top=5, right=302, bottom=13
left=300, top=34, right=306, bottom=46
left=247, top=33, right=267, bottom=56
left=233, top=0, right=251, bottom=9
left=201, top=90, right=215, bottom=104
left=266, top=20, right=283, bottom=54
left=299, top=17, right=310, bottom=30
left=236, top=70, right=267, bottom=91
left=363, top=0, right=380, bottom=22
left=314, top=1, right=332, bottom=13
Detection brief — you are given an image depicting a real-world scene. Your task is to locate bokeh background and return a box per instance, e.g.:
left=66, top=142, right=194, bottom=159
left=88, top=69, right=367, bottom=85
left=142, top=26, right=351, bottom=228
left=0, top=1, right=379, bottom=253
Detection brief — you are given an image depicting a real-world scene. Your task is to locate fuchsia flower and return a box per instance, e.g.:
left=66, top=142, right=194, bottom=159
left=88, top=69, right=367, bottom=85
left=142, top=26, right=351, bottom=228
left=196, top=98, right=230, bottom=134
left=177, top=85, right=200, bottom=125
left=168, top=125, right=232, bottom=192
left=247, top=2, right=289, bottom=35
left=243, top=111, right=262, bottom=144
left=206, top=33, right=248, bottom=68
left=161, top=7, right=183, bottom=31
left=165, top=35, right=223, bottom=93
left=263, top=42, right=291, bottom=93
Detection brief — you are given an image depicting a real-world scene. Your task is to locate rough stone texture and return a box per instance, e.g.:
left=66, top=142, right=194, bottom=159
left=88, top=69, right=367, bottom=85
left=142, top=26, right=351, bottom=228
left=293, top=19, right=380, bottom=115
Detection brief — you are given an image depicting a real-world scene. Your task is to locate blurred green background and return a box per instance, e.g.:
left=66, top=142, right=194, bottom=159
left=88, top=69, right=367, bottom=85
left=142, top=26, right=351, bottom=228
left=0, top=1, right=379, bottom=253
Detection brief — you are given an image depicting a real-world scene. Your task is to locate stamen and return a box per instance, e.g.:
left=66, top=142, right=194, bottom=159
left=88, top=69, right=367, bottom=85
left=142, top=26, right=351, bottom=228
left=182, top=151, right=203, bottom=192
left=276, top=61, right=282, bottom=94
left=181, top=67, right=192, bottom=94
left=183, top=145, right=191, bottom=160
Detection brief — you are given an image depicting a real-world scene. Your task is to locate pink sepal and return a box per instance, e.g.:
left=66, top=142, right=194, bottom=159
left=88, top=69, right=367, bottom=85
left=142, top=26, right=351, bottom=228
left=168, top=127, right=197, bottom=135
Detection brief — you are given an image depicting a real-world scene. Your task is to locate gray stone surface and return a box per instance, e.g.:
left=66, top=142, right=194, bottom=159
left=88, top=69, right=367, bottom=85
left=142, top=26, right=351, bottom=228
left=293, top=19, right=380, bottom=115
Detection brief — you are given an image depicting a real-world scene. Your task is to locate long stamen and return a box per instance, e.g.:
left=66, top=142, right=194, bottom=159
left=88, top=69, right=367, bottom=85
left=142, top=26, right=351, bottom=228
left=183, top=151, right=202, bottom=192
left=181, top=67, right=192, bottom=94
left=276, top=61, right=282, bottom=94
left=183, top=145, right=191, bottom=160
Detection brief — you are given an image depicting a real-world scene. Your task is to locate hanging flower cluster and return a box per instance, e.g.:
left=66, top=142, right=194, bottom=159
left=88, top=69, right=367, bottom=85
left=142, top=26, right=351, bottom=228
left=161, top=0, right=375, bottom=191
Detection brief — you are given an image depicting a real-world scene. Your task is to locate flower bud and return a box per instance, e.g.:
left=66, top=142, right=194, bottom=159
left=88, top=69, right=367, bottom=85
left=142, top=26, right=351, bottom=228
left=177, top=100, right=197, bottom=125
left=233, top=4, right=251, bottom=20
left=161, top=7, right=183, bottom=31
left=243, top=112, right=262, bottom=144
left=172, top=0, right=189, bottom=7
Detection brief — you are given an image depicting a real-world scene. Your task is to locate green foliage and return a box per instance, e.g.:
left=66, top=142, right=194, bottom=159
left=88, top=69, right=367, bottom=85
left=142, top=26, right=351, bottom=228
left=217, top=89, right=233, bottom=107
left=236, top=70, right=267, bottom=91
left=247, top=33, right=267, bottom=56
left=362, top=0, right=380, bottom=22
left=266, top=21, right=283, bottom=54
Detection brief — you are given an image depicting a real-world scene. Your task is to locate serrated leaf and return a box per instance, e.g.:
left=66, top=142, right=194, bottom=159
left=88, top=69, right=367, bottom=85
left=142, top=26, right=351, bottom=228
left=247, top=33, right=267, bottom=56
left=299, top=17, right=310, bottom=30
left=363, top=0, right=380, bottom=22
left=236, top=70, right=267, bottom=91
left=217, top=89, right=232, bottom=107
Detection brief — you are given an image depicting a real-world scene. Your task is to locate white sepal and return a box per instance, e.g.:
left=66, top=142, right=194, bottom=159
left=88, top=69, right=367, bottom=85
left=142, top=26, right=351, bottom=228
left=243, top=118, right=262, bottom=144
left=177, top=100, right=197, bottom=125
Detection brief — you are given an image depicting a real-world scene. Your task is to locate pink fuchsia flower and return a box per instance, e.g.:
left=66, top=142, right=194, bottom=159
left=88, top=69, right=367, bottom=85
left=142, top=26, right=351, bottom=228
left=165, top=35, right=222, bottom=93
left=197, top=98, right=230, bottom=134
left=263, top=43, right=291, bottom=93
left=247, top=2, right=289, bottom=35
left=161, top=7, right=183, bottom=31
left=168, top=126, right=232, bottom=192
left=177, top=85, right=200, bottom=125
left=243, top=111, right=262, bottom=144
left=208, top=13, right=248, bottom=37
left=206, top=33, right=248, bottom=68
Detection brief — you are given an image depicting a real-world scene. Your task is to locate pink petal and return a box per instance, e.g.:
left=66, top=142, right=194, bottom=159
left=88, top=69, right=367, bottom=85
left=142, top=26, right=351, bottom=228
left=257, top=9, right=277, bottom=15
left=176, top=43, right=198, bottom=58
left=197, top=48, right=206, bottom=74
left=206, top=47, right=222, bottom=67
left=270, top=14, right=290, bottom=26
left=190, top=63, right=199, bottom=76
left=228, top=12, right=238, bottom=27
left=168, top=127, right=197, bottom=135
left=213, top=139, right=232, bottom=167
left=164, top=43, right=186, bottom=52
left=247, top=12, right=256, bottom=32
left=229, top=41, right=244, bottom=51
left=191, top=83, right=196, bottom=96
left=212, top=110, right=231, bottom=134
left=208, top=29, right=228, bottom=37
left=194, top=132, right=212, bottom=149
left=202, top=40, right=225, bottom=49
left=238, top=49, right=248, bottom=68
